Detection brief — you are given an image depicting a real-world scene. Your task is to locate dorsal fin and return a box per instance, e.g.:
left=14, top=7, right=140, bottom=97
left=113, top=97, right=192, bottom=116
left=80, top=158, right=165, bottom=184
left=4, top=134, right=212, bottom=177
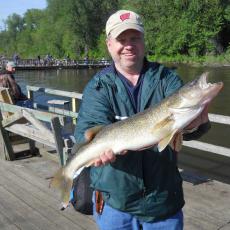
left=84, top=125, right=104, bottom=141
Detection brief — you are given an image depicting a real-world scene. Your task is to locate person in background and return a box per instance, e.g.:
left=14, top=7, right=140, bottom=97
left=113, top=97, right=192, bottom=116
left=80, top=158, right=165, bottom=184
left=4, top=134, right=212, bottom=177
left=37, top=55, right=41, bottom=65
left=74, top=10, right=211, bottom=230
left=13, top=53, right=20, bottom=65
left=0, top=61, right=33, bottom=108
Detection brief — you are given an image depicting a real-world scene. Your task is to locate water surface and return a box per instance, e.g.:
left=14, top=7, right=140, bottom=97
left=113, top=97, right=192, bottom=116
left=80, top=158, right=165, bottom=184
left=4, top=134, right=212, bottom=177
left=16, top=65, right=230, bottom=116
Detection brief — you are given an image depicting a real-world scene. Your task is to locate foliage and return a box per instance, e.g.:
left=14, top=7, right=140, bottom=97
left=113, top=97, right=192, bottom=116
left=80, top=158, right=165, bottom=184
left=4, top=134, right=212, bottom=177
left=0, top=0, right=229, bottom=63
left=136, top=0, right=227, bottom=57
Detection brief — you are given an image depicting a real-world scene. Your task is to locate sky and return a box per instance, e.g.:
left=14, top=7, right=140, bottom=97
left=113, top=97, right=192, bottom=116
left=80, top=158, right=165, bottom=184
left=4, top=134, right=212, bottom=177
left=0, top=0, right=47, bottom=30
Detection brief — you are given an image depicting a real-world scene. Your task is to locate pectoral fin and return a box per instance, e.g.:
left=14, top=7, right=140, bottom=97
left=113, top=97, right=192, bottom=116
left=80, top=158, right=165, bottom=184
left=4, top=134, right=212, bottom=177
left=84, top=125, right=104, bottom=141
left=169, top=104, right=198, bottom=114
left=158, top=130, right=177, bottom=152
left=152, top=116, right=177, bottom=152
left=153, top=115, right=174, bottom=130
left=158, top=130, right=183, bottom=153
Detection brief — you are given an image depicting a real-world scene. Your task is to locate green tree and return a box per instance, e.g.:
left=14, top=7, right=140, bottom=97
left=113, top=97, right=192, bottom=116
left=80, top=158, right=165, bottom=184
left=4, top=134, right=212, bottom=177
left=68, top=0, right=119, bottom=57
left=16, top=9, right=45, bottom=57
left=133, top=0, right=226, bottom=57
left=1, top=13, right=24, bottom=55
left=0, top=0, right=229, bottom=61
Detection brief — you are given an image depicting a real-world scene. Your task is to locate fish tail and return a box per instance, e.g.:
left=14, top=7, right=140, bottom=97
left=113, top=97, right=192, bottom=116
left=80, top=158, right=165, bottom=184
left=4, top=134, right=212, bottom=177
left=49, top=168, right=73, bottom=207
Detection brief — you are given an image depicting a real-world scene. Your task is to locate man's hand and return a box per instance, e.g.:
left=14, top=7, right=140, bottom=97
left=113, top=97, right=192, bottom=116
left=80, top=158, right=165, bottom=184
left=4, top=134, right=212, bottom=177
left=185, top=104, right=209, bottom=131
left=93, top=149, right=128, bottom=167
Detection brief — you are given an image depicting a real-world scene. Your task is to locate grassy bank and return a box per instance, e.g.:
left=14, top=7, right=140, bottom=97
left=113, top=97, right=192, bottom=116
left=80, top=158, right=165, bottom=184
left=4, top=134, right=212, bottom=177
left=148, top=53, right=230, bottom=67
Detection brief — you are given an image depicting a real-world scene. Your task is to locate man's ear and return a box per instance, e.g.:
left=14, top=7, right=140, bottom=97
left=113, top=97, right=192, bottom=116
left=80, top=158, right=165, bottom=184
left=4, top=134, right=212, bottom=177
left=106, top=38, right=112, bottom=54
left=106, top=37, right=110, bottom=47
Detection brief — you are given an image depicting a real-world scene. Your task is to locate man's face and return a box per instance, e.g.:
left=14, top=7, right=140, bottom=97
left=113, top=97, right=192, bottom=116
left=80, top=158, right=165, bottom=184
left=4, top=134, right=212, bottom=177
left=6, top=65, right=15, bottom=73
left=106, top=29, right=145, bottom=72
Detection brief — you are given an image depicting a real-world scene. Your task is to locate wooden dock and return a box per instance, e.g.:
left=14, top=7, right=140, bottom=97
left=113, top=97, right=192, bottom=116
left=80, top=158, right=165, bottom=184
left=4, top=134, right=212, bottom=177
left=0, top=145, right=98, bottom=230
left=0, top=144, right=229, bottom=230
left=0, top=59, right=111, bottom=71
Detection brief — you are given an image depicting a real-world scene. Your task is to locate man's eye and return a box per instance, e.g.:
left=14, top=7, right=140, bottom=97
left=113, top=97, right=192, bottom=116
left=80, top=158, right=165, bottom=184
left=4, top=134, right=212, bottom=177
left=117, top=38, right=125, bottom=43
left=132, top=37, right=141, bottom=42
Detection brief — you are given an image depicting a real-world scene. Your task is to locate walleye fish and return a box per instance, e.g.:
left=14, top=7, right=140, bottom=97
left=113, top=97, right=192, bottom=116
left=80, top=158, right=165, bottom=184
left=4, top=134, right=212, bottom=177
left=50, top=72, right=223, bottom=207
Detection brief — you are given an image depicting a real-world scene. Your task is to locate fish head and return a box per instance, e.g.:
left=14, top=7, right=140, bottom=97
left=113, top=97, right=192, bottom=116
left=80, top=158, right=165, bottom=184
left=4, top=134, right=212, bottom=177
left=178, top=72, right=223, bottom=108
left=167, top=72, right=223, bottom=132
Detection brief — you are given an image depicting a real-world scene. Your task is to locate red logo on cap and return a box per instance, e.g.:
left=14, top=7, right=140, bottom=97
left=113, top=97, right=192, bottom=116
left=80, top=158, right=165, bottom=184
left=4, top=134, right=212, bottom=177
left=120, top=13, right=130, bottom=21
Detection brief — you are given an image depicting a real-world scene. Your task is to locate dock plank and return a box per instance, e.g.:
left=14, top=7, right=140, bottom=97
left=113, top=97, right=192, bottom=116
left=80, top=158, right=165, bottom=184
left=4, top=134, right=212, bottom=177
left=183, top=178, right=230, bottom=229
left=0, top=158, right=97, bottom=230
left=0, top=159, right=96, bottom=230
left=0, top=187, right=41, bottom=230
left=0, top=176, right=85, bottom=230
left=0, top=152, right=229, bottom=230
left=0, top=208, right=20, bottom=230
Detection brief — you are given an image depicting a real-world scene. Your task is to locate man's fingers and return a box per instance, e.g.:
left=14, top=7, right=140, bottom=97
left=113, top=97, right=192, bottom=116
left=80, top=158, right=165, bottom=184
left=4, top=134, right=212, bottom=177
left=94, top=149, right=116, bottom=167
left=94, top=159, right=103, bottom=167
left=200, top=104, right=210, bottom=123
left=100, top=149, right=116, bottom=164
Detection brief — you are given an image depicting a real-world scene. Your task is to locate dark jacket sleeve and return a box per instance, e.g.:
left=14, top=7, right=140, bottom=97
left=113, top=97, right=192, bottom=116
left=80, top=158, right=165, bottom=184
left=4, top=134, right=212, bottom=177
left=74, top=78, right=114, bottom=143
left=162, top=68, right=184, bottom=98
left=183, top=121, right=211, bottom=141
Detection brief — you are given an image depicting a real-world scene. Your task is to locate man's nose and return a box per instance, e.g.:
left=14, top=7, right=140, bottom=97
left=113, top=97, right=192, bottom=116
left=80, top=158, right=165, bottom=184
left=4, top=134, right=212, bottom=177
left=124, top=40, right=135, bottom=47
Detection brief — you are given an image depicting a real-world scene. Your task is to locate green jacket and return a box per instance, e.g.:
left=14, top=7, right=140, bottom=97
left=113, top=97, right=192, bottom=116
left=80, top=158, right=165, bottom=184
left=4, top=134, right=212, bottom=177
left=74, top=61, right=185, bottom=222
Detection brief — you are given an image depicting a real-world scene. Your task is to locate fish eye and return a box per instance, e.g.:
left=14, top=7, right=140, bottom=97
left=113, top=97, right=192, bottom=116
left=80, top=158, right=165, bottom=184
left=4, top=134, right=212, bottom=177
left=187, top=79, right=198, bottom=87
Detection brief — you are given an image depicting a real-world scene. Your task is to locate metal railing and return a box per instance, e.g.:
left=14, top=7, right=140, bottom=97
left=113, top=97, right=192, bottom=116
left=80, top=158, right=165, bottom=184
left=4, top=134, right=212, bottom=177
left=0, top=58, right=111, bottom=69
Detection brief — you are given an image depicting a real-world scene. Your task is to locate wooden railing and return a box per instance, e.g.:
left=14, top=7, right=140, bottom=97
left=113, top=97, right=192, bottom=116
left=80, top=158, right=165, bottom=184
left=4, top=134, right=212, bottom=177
left=0, top=91, right=69, bottom=165
left=27, top=86, right=230, bottom=158
left=27, top=86, right=81, bottom=124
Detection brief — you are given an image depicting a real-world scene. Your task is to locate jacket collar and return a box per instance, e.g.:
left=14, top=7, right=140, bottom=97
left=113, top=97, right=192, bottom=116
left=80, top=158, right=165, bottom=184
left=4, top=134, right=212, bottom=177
left=94, top=59, right=162, bottom=112
left=139, top=62, right=162, bottom=111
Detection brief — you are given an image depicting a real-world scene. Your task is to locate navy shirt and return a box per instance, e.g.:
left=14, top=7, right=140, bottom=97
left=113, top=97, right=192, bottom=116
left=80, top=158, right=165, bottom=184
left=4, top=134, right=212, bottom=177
left=117, top=68, right=146, bottom=113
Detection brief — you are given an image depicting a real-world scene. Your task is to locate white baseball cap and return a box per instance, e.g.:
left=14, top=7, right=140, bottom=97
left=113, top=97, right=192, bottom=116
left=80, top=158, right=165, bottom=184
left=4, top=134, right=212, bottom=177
left=6, top=61, right=16, bottom=68
left=106, top=10, right=144, bottom=38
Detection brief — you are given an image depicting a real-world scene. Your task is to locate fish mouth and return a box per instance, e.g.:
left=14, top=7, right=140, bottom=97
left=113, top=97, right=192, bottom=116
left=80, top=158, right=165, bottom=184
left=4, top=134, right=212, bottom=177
left=199, top=72, right=223, bottom=91
left=198, top=72, right=223, bottom=106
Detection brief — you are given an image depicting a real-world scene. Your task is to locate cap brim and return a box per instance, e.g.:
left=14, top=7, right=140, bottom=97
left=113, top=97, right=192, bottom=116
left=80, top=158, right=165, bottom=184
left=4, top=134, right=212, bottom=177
left=6, top=62, right=16, bottom=67
left=109, top=24, right=144, bottom=38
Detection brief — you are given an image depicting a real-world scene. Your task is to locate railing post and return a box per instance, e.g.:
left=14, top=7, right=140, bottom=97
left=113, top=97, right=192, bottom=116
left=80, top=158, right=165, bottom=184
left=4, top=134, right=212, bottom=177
left=71, top=97, right=77, bottom=125
left=27, top=88, right=34, bottom=101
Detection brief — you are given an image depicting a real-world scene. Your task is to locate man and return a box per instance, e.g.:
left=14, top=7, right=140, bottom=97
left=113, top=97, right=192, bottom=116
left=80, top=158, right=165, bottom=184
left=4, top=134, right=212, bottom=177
left=5, top=61, right=17, bottom=74
left=0, top=61, right=32, bottom=107
left=74, top=10, right=210, bottom=230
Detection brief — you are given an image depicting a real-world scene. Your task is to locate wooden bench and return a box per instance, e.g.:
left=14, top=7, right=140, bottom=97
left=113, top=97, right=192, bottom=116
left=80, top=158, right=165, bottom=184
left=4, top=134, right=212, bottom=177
left=0, top=88, right=73, bottom=166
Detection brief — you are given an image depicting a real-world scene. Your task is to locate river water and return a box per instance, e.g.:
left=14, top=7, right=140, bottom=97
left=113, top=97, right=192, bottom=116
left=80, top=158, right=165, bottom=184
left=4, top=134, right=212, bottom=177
left=15, top=64, right=230, bottom=147
left=16, top=64, right=230, bottom=116
left=15, top=64, right=230, bottom=182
